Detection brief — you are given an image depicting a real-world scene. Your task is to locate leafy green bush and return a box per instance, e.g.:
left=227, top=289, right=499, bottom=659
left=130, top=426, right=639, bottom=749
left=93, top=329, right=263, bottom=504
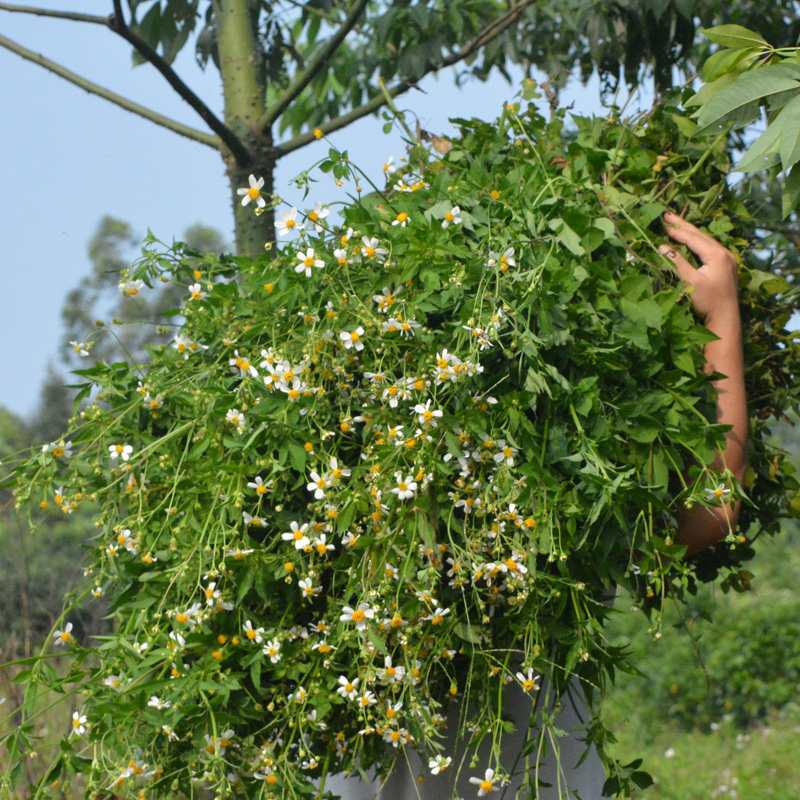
left=3, top=86, right=799, bottom=799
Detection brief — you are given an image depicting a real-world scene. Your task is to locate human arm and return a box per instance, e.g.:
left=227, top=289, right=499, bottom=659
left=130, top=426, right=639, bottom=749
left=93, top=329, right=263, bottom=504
left=659, top=212, right=748, bottom=557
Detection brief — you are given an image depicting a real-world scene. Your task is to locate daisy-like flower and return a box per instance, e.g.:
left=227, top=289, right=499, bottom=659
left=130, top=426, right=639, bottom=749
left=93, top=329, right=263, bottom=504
left=53, top=622, right=73, bottom=646
left=109, top=443, right=134, bottom=461
left=392, top=211, right=410, bottom=227
left=307, top=470, right=330, bottom=499
left=187, top=283, right=208, bottom=301
left=282, top=521, right=311, bottom=550
left=225, top=408, right=247, bottom=433
left=263, top=638, right=281, bottom=663
left=70, top=340, right=90, bottom=357
left=276, top=206, right=304, bottom=236
left=312, top=534, right=335, bottom=555
left=429, top=755, right=452, bottom=774
left=361, top=236, right=388, bottom=262
left=705, top=483, right=731, bottom=501
left=147, top=696, right=171, bottom=710
left=118, top=279, right=144, bottom=297
left=383, top=156, right=397, bottom=175
left=442, top=206, right=462, bottom=229
left=373, top=285, right=403, bottom=312
left=299, top=577, right=321, bottom=597
left=492, top=440, right=518, bottom=467
left=104, top=673, right=125, bottom=690
left=358, top=691, right=378, bottom=708
left=340, top=603, right=375, bottom=630
left=340, top=327, right=365, bottom=351
left=328, top=457, right=351, bottom=485
left=237, top=174, right=266, bottom=208
left=336, top=675, right=360, bottom=700
left=487, top=246, right=517, bottom=271
left=71, top=711, right=87, bottom=736
left=307, top=201, right=330, bottom=232
left=242, top=620, right=265, bottom=644
left=515, top=667, right=540, bottom=693
left=172, top=334, right=204, bottom=359
left=333, top=247, right=349, bottom=266
left=469, top=768, right=499, bottom=796
left=413, top=400, right=443, bottom=427
left=229, top=350, right=258, bottom=378
left=43, top=441, right=73, bottom=460
left=381, top=656, right=406, bottom=684
left=295, top=248, right=325, bottom=278
left=247, top=476, right=273, bottom=495
left=391, top=472, right=417, bottom=501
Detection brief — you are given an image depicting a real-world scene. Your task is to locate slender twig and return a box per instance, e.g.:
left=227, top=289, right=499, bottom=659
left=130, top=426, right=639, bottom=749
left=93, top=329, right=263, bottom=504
left=108, top=0, right=251, bottom=164
left=0, top=32, right=220, bottom=148
left=276, top=0, right=537, bottom=157
left=0, top=2, right=106, bottom=23
left=259, top=0, right=371, bottom=131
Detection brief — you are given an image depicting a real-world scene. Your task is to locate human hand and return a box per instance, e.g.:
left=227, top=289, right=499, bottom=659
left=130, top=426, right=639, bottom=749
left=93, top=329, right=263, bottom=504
left=658, top=212, right=739, bottom=325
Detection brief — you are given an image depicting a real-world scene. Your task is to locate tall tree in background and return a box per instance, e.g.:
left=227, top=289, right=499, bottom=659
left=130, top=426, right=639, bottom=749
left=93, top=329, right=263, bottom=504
left=3, top=0, right=798, bottom=256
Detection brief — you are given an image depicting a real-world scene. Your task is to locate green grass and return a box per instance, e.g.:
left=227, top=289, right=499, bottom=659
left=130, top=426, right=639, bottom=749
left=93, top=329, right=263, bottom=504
left=604, top=696, right=800, bottom=800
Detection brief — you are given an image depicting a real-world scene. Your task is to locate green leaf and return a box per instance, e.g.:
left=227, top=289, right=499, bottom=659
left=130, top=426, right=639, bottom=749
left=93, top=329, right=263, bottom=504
left=700, top=25, right=769, bottom=50
left=782, top=163, right=800, bottom=217
left=701, top=47, right=758, bottom=83
left=548, top=218, right=586, bottom=256
left=620, top=297, right=663, bottom=331
left=777, top=94, right=800, bottom=170
left=695, top=63, right=800, bottom=135
left=734, top=118, right=785, bottom=173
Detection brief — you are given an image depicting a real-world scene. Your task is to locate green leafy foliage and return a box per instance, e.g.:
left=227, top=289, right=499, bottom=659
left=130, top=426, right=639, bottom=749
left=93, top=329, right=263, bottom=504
left=2, top=90, right=800, bottom=799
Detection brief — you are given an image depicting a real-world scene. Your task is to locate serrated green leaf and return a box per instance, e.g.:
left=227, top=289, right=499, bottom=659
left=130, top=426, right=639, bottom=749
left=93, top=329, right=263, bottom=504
left=700, top=25, right=769, bottom=50
left=548, top=218, right=585, bottom=255
left=695, top=63, right=800, bottom=135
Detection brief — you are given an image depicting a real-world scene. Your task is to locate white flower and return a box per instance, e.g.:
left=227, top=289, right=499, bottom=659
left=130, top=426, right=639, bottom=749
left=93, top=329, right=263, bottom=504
left=237, top=174, right=266, bottom=208
left=442, top=206, right=462, bottom=229
left=70, top=711, right=87, bottom=736
left=392, top=211, right=410, bottom=227
left=486, top=247, right=516, bottom=270
left=263, top=638, right=281, bottom=663
left=429, top=755, right=452, bottom=774
left=118, top=279, right=144, bottom=297
left=229, top=350, right=258, bottom=378
left=336, top=675, right=360, bottom=700
left=70, top=340, right=90, bottom=357
left=282, top=521, right=311, bottom=550
left=340, top=603, right=375, bottom=630
left=333, top=247, right=349, bottom=266
left=247, top=476, right=273, bottom=495
left=225, top=408, right=247, bottom=433
left=276, top=206, right=304, bottom=236
left=664, top=747, right=676, bottom=758
left=307, top=471, right=330, bottom=499
left=391, top=472, right=417, bottom=501
left=381, top=656, right=406, bottom=684
left=147, top=696, right=170, bottom=710
left=307, top=201, right=330, bottom=232
left=705, top=483, right=731, bottom=502
left=299, top=577, right=321, bottom=597
left=358, top=691, right=378, bottom=707
left=109, top=443, right=133, bottom=461
left=104, top=673, right=125, bottom=690
left=295, top=248, right=325, bottom=278
left=340, top=327, right=365, bottom=351
left=187, top=283, right=208, bottom=301
left=469, top=768, right=498, bottom=795
left=242, top=620, right=265, bottom=644
left=53, top=622, right=73, bottom=646
left=382, top=156, right=397, bottom=175
left=361, top=236, right=388, bottom=262
left=43, top=441, right=73, bottom=460
left=413, top=400, right=443, bottom=427
left=515, top=667, right=540, bottom=693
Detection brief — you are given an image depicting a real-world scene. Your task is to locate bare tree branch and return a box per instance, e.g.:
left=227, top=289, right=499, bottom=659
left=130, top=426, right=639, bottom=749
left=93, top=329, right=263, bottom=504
left=276, top=0, right=538, bottom=157
left=259, top=0, right=371, bottom=132
left=107, top=0, right=252, bottom=165
left=0, top=2, right=107, bottom=24
left=0, top=32, right=221, bottom=149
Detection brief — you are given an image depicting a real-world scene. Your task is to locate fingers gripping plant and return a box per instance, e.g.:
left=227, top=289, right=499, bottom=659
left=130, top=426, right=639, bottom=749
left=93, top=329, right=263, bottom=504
left=3, top=86, right=799, bottom=799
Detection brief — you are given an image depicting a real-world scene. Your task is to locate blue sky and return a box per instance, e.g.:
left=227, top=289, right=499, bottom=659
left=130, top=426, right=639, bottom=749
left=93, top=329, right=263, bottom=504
left=0, top=3, right=647, bottom=419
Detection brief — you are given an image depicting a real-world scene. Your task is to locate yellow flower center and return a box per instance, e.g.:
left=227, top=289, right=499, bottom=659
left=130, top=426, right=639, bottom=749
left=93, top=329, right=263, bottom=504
left=351, top=609, right=366, bottom=623
left=386, top=666, right=395, bottom=676
left=304, top=256, right=315, bottom=268
left=350, top=331, right=360, bottom=342
left=246, top=629, right=257, bottom=639
left=257, top=485, right=268, bottom=494
left=396, top=212, right=408, bottom=223
left=115, top=445, right=124, bottom=454
left=398, top=482, right=407, bottom=492
left=60, top=631, right=71, bottom=642
left=365, top=247, right=376, bottom=257
left=345, top=682, right=354, bottom=692
left=309, top=211, right=318, bottom=222
left=53, top=447, right=64, bottom=458
left=422, top=411, right=433, bottom=421
left=248, top=187, right=260, bottom=199
left=286, top=219, right=296, bottom=229
left=318, top=643, right=331, bottom=653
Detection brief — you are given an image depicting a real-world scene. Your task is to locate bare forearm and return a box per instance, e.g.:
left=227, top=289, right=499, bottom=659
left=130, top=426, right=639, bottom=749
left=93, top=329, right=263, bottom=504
left=675, top=304, right=748, bottom=556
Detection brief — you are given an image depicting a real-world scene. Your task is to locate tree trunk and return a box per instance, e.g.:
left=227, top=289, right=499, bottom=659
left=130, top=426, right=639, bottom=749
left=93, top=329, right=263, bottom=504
left=213, top=0, right=276, bottom=256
